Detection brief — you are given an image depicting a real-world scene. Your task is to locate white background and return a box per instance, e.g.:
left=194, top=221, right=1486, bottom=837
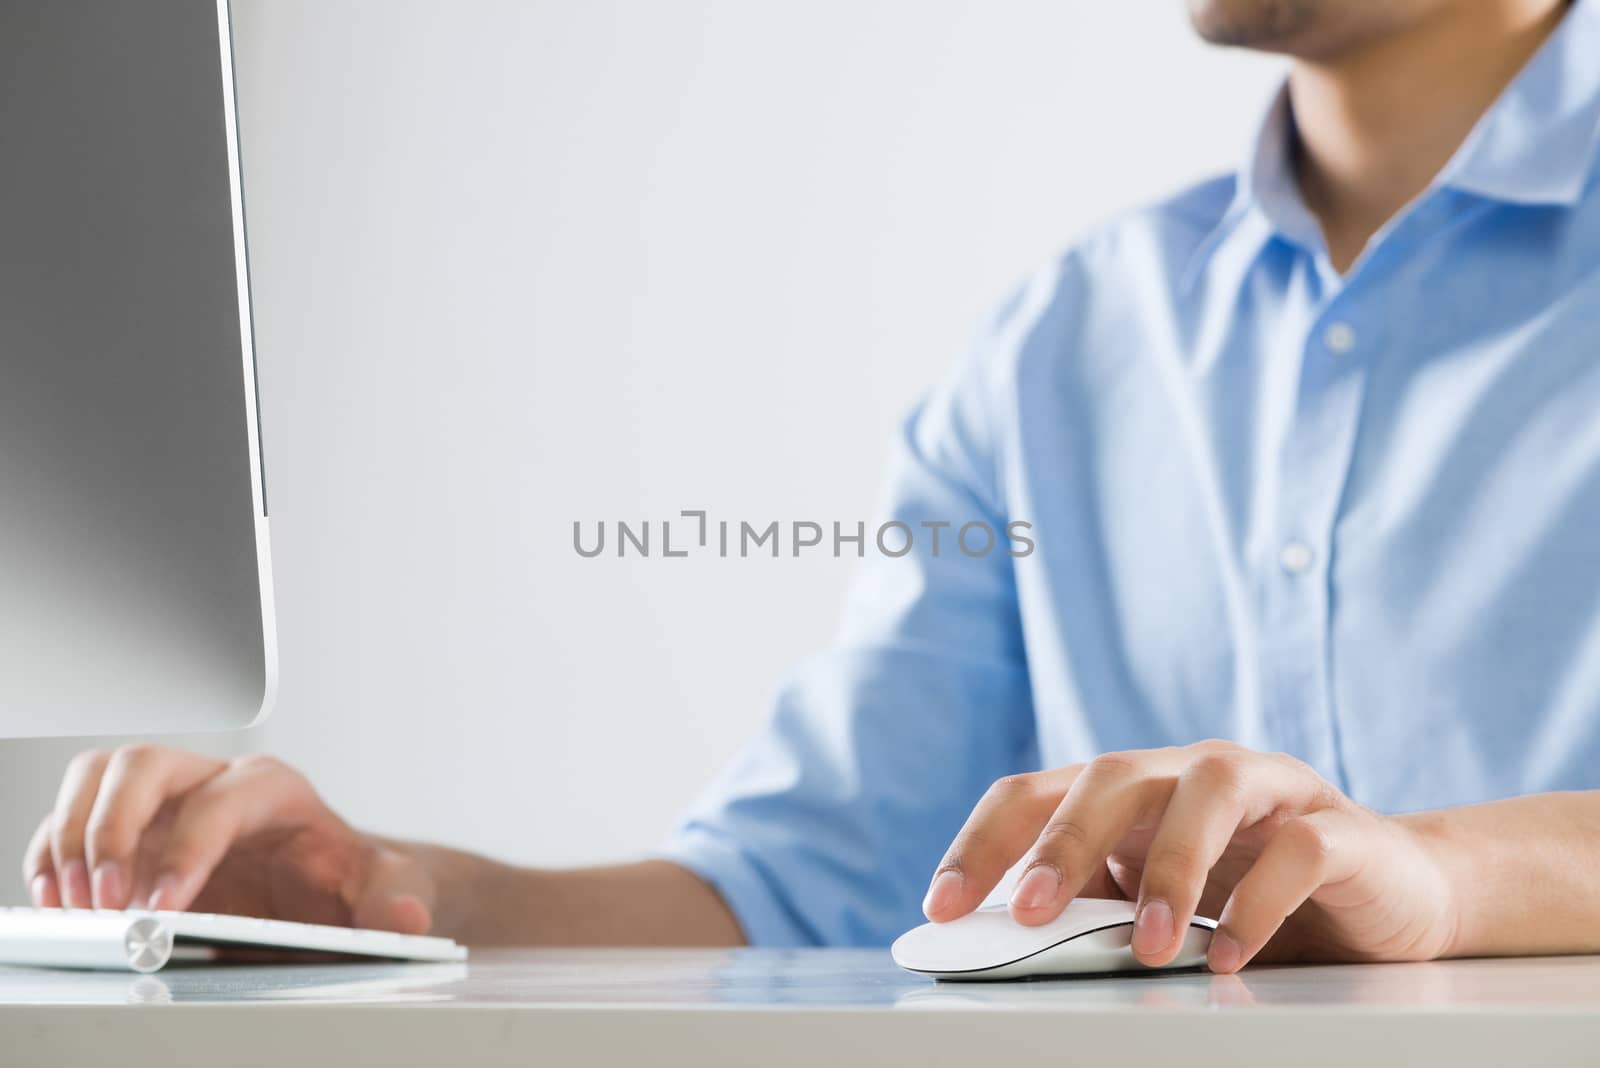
left=0, top=1, right=1279, bottom=901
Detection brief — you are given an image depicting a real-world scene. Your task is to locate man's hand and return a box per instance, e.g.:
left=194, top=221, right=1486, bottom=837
left=21, top=745, right=746, bottom=948
left=921, top=741, right=1460, bottom=973
left=22, top=746, right=435, bottom=934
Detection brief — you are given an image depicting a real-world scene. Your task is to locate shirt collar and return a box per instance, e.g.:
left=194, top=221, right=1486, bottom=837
left=1442, top=0, right=1600, bottom=204
left=1178, top=87, right=1309, bottom=293
left=1184, top=0, right=1600, bottom=289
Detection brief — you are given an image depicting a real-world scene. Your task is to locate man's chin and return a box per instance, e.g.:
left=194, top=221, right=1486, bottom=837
left=1185, top=0, right=1349, bottom=56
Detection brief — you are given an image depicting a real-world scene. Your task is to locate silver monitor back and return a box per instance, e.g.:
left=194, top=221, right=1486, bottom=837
left=0, top=0, right=275, bottom=736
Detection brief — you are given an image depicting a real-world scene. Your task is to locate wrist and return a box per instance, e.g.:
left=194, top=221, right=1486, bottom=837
left=420, top=843, right=549, bottom=945
left=1392, top=809, right=1471, bottom=959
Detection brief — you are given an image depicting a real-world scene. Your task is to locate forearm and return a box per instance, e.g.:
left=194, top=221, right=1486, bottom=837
left=1401, top=790, right=1600, bottom=958
left=393, top=841, right=746, bottom=947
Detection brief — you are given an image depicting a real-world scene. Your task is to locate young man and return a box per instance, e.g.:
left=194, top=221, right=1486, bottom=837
left=23, top=0, right=1600, bottom=973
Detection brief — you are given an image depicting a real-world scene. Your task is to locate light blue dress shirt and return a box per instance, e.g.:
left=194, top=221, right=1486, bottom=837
left=660, top=1, right=1600, bottom=947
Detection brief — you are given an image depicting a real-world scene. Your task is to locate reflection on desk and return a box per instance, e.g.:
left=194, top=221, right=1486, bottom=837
left=6, top=948, right=1600, bottom=1067
left=7, top=947, right=1600, bottom=1009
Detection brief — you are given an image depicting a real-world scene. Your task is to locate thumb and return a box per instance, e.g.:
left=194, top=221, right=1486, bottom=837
left=346, top=846, right=435, bottom=935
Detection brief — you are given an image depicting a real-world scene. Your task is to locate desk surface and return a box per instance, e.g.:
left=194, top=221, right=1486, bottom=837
left=6, top=948, right=1600, bottom=1067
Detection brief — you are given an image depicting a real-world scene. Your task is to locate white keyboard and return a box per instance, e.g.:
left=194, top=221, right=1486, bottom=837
left=0, top=907, right=467, bottom=973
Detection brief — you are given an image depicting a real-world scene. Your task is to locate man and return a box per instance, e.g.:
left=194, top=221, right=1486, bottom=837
left=22, top=0, right=1600, bottom=973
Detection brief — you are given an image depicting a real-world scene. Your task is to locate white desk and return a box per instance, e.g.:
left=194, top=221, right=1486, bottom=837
left=5, top=948, right=1600, bottom=1067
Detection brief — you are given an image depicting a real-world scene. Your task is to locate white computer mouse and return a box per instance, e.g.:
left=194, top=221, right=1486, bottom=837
left=892, top=898, right=1217, bottom=980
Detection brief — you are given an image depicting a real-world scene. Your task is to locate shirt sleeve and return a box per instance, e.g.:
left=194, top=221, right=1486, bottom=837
left=656, top=281, right=1047, bottom=947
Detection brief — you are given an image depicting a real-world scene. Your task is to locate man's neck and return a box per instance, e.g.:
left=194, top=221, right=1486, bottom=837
left=1290, top=0, right=1569, bottom=273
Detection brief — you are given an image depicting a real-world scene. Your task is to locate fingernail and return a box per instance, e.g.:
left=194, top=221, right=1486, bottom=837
left=1208, top=930, right=1242, bottom=973
left=61, top=858, right=91, bottom=908
left=922, top=870, right=963, bottom=918
left=147, top=872, right=183, bottom=913
left=1010, top=865, right=1063, bottom=911
left=92, top=861, right=125, bottom=909
left=30, top=872, right=58, bottom=907
left=1133, top=898, right=1174, bottom=956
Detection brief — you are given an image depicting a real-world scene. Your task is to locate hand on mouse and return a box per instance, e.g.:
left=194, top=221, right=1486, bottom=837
left=921, top=740, right=1459, bottom=974
left=21, top=746, right=436, bottom=935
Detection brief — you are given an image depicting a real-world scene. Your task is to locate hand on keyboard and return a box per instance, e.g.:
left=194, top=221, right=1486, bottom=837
left=22, top=747, right=434, bottom=936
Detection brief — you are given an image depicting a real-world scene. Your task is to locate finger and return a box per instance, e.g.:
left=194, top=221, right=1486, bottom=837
left=23, top=816, right=61, bottom=907
left=923, top=767, right=1080, bottom=921
left=48, top=750, right=111, bottom=907
left=148, top=755, right=321, bottom=912
left=1133, top=751, right=1321, bottom=965
left=84, top=745, right=228, bottom=909
left=1010, top=752, right=1174, bottom=925
left=348, top=848, right=436, bottom=935
left=1208, top=808, right=1363, bottom=974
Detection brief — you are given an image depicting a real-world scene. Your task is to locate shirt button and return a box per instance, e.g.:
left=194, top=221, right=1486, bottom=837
left=1323, top=321, right=1356, bottom=355
left=1279, top=541, right=1315, bottom=575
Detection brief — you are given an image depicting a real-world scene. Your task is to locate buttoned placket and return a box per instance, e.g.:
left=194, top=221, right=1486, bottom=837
left=1255, top=251, right=1373, bottom=791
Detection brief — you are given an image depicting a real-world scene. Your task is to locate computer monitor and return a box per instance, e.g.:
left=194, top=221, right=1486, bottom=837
left=0, top=0, right=275, bottom=736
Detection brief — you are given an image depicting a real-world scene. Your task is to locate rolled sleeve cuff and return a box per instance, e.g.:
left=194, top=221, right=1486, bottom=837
left=654, top=825, right=817, bottom=948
